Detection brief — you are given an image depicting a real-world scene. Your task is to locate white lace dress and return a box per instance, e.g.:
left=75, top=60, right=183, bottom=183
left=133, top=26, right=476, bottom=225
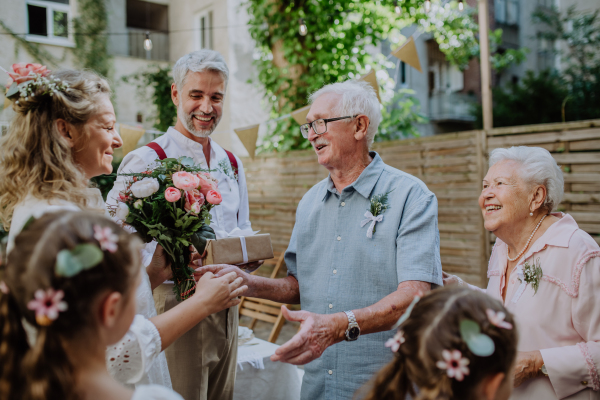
left=8, top=191, right=172, bottom=388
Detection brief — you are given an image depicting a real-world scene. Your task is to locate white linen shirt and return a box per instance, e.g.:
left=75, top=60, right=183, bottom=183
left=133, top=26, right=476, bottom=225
left=107, top=127, right=252, bottom=239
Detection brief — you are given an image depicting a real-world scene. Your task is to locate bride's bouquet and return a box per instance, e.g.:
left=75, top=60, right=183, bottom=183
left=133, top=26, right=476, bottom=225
left=110, top=157, right=222, bottom=301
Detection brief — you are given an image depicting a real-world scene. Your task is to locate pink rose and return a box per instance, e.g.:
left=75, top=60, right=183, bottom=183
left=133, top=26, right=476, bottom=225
left=206, top=190, right=222, bottom=205
left=196, top=173, right=219, bottom=196
left=164, top=187, right=181, bottom=202
left=172, top=171, right=200, bottom=192
left=7, top=63, right=50, bottom=86
left=190, top=202, right=202, bottom=215
left=184, top=189, right=205, bottom=212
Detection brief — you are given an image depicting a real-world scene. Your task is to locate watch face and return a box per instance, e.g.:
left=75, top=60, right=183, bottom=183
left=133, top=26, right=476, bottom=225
left=347, top=326, right=360, bottom=340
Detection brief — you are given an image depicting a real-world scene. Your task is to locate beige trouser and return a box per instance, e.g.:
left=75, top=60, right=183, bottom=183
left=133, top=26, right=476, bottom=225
left=154, top=283, right=238, bottom=400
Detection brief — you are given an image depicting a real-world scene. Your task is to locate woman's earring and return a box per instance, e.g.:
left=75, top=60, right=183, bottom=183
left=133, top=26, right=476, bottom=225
left=530, top=212, right=533, bottom=216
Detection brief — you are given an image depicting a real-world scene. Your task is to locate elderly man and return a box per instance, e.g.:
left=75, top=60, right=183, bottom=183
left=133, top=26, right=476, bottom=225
left=199, top=80, right=442, bottom=399
left=108, top=50, right=254, bottom=400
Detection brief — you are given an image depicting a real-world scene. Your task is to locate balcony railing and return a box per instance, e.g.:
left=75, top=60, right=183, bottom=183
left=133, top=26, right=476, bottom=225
left=127, top=28, right=169, bottom=61
left=428, top=92, right=477, bottom=122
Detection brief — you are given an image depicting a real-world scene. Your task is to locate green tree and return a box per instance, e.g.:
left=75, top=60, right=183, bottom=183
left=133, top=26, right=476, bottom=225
left=246, top=0, right=525, bottom=151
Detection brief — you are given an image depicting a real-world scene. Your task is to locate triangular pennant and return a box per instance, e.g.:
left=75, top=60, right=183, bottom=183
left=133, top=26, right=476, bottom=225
left=234, top=124, right=259, bottom=159
left=359, top=70, right=381, bottom=103
left=3, top=96, right=11, bottom=110
left=119, top=124, right=145, bottom=157
left=391, top=36, right=422, bottom=73
left=291, top=105, right=311, bottom=125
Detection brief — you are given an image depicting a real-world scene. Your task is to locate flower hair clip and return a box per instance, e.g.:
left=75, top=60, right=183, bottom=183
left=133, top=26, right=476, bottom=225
left=94, top=225, right=119, bottom=253
left=2, top=63, right=69, bottom=105
left=486, top=309, right=513, bottom=330
left=385, top=330, right=405, bottom=353
left=27, top=288, right=68, bottom=326
left=436, top=349, right=470, bottom=381
left=55, top=243, right=104, bottom=278
left=0, top=281, right=9, bottom=294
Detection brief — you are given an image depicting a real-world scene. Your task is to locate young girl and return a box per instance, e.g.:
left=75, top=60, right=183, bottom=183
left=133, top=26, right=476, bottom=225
left=361, top=286, right=518, bottom=400
left=0, top=211, right=188, bottom=400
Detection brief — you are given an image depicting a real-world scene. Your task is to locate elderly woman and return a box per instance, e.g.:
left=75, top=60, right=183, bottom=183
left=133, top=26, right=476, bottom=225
left=448, top=146, right=600, bottom=400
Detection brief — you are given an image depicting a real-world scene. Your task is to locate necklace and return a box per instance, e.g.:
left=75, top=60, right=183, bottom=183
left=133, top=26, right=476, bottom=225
left=507, top=214, right=547, bottom=262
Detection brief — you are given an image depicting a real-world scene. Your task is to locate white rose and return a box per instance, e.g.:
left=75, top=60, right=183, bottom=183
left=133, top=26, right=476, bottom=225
left=130, top=177, right=160, bottom=198
left=134, top=199, right=143, bottom=209
left=116, top=203, right=129, bottom=221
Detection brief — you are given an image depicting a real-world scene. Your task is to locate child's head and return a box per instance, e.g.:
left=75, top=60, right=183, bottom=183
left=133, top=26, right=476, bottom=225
left=0, top=211, right=141, bottom=400
left=362, top=286, right=518, bottom=400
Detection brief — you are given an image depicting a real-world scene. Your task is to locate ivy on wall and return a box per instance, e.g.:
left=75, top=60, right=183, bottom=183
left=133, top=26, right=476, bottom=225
left=72, top=0, right=111, bottom=78
left=0, top=21, right=64, bottom=67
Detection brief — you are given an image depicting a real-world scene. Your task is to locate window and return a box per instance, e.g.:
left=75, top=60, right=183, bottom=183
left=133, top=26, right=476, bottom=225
left=195, top=11, right=213, bottom=50
left=495, top=0, right=519, bottom=25
left=26, top=0, right=72, bottom=45
left=537, top=37, right=556, bottom=71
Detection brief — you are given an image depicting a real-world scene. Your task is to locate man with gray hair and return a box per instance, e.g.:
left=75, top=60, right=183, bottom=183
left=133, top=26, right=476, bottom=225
left=108, top=50, right=254, bottom=399
left=198, top=79, right=443, bottom=399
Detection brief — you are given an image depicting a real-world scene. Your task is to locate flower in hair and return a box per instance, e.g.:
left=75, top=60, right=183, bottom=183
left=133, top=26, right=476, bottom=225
left=385, top=330, right=405, bottom=352
left=94, top=225, right=119, bottom=253
left=436, top=350, right=470, bottom=381
left=486, top=309, right=513, bottom=330
left=55, top=244, right=104, bottom=278
left=3, top=63, right=68, bottom=105
left=0, top=281, right=9, bottom=294
left=27, top=288, right=68, bottom=326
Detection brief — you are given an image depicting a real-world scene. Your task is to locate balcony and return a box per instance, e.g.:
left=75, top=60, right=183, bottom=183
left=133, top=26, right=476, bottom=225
left=429, top=92, right=477, bottom=122
left=127, top=28, right=169, bottom=61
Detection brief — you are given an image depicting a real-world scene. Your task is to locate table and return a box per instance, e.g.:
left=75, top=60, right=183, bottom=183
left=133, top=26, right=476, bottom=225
left=234, top=337, right=303, bottom=400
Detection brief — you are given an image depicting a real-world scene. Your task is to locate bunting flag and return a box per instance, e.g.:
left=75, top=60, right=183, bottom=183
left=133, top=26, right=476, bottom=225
left=234, top=124, right=260, bottom=159
left=3, top=96, right=11, bottom=110
left=360, top=70, right=381, bottom=103
left=119, top=124, right=145, bottom=157
left=391, top=36, right=422, bottom=73
left=291, top=105, right=311, bottom=125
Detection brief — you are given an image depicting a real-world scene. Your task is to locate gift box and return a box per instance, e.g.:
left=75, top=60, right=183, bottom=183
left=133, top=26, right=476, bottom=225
left=202, top=234, right=274, bottom=265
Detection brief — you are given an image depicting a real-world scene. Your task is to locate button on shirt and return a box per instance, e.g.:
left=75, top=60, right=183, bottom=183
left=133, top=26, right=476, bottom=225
left=107, top=127, right=252, bottom=240
left=285, top=152, right=442, bottom=400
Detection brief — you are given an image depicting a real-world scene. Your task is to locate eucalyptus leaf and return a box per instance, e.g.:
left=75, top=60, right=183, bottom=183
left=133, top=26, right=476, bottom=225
left=180, top=157, right=195, bottom=167
left=460, top=319, right=495, bottom=357
left=5, top=82, right=19, bottom=98
left=55, top=244, right=104, bottom=277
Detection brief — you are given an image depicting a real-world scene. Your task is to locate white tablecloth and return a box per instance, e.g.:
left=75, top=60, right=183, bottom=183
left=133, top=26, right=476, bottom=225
left=234, top=338, right=303, bottom=400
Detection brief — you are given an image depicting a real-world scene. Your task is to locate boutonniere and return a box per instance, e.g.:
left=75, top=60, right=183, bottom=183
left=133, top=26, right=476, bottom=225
left=518, top=258, right=543, bottom=295
left=361, top=190, right=392, bottom=238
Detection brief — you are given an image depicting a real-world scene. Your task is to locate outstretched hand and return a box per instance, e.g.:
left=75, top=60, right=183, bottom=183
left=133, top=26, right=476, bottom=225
left=270, top=307, right=344, bottom=365
left=192, top=271, right=248, bottom=314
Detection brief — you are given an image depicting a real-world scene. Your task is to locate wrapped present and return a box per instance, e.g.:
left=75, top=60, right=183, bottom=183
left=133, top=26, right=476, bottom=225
left=202, top=233, right=274, bottom=265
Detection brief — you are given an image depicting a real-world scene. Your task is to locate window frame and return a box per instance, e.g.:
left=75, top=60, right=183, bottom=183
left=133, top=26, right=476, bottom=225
left=194, top=10, right=213, bottom=51
left=25, top=0, right=75, bottom=47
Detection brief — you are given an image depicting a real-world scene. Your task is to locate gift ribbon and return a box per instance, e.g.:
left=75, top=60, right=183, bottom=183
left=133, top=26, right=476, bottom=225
left=511, top=264, right=527, bottom=303
left=239, top=236, right=249, bottom=264
left=360, top=211, right=383, bottom=238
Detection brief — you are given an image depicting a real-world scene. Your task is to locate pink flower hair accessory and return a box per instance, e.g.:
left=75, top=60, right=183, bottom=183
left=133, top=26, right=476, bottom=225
left=385, top=330, right=405, bottom=353
left=486, top=309, right=513, bottom=330
left=93, top=225, right=119, bottom=253
left=2, top=63, right=68, bottom=105
left=436, top=349, right=470, bottom=381
left=27, top=288, right=68, bottom=326
left=0, top=281, right=9, bottom=294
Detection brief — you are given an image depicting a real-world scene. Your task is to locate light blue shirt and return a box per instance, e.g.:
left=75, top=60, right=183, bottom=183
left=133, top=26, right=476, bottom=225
left=285, top=152, right=442, bottom=400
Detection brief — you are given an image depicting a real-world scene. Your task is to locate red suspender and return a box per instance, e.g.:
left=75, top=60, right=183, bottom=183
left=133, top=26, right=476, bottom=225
left=224, top=149, right=239, bottom=182
left=146, top=142, right=167, bottom=160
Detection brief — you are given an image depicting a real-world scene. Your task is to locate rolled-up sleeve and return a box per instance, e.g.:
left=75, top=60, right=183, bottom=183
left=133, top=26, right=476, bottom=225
left=541, top=252, right=600, bottom=399
left=396, top=192, right=443, bottom=286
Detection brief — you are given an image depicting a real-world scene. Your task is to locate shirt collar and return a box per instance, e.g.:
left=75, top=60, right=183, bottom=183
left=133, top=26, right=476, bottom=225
left=166, top=126, right=206, bottom=150
left=321, top=152, right=385, bottom=201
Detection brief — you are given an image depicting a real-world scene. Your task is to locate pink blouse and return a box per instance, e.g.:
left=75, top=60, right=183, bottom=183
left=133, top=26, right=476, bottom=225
left=485, top=213, right=600, bottom=399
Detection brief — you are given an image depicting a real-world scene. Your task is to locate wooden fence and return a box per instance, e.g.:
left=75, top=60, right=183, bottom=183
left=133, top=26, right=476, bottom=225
left=243, top=119, right=600, bottom=287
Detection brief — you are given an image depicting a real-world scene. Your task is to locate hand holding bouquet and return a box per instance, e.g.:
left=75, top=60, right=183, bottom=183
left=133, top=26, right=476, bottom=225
left=111, top=157, right=222, bottom=301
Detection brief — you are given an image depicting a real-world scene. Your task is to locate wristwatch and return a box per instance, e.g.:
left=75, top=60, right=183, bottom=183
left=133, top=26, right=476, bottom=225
left=344, top=311, right=361, bottom=341
left=540, top=364, right=548, bottom=377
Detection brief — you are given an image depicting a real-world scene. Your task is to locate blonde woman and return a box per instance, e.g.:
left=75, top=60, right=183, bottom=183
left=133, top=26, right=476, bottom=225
left=0, top=66, right=246, bottom=388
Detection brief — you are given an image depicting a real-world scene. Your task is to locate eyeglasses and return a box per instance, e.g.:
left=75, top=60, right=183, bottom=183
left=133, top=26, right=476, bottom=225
left=300, top=115, right=358, bottom=139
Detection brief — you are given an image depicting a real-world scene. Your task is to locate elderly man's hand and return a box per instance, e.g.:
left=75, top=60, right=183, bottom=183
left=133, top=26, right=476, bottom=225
left=514, top=350, right=544, bottom=387
left=270, top=307, right=344, bottom=365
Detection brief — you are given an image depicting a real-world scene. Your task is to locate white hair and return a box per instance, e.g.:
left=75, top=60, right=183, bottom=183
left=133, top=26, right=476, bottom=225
left=489, top=146, right=564, bottom=212
left=308, top=79, right=382, bottom=146
left=172, top=50, right=229, bottom=90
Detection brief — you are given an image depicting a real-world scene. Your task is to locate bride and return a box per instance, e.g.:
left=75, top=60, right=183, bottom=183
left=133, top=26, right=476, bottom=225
left=0, top=66, right=246, bottom=390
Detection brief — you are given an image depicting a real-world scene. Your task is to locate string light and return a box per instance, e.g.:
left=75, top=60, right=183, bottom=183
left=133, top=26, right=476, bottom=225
left=394, top=0, right=402, bottom=15
left=143, top=31, right=153, bottom=51
left=298, top=18, right=308, bottom=36
left=458, top=0, right=464, bottom=11
left=424, top=0, right=431, bottom=13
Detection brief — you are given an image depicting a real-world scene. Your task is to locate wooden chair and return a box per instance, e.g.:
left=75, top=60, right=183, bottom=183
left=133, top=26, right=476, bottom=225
left=239, top=252, right=289, bottom=343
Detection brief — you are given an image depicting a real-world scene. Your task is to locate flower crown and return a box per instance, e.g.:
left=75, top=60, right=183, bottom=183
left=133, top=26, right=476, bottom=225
left=2, top=63, right=69, bottom=106
left=386, top=295, right=513, bottom=382
left=26, top=224, right=119, bottom=326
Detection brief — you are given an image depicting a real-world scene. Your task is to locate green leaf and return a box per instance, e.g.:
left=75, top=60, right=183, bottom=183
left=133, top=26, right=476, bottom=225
left=180, top=157, right=195, bottom=167
left=55, top=244, right=104, bottom=277
left=5, top=82, right=19, bottom=98
left=459, top=319, right=495, bottom=357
